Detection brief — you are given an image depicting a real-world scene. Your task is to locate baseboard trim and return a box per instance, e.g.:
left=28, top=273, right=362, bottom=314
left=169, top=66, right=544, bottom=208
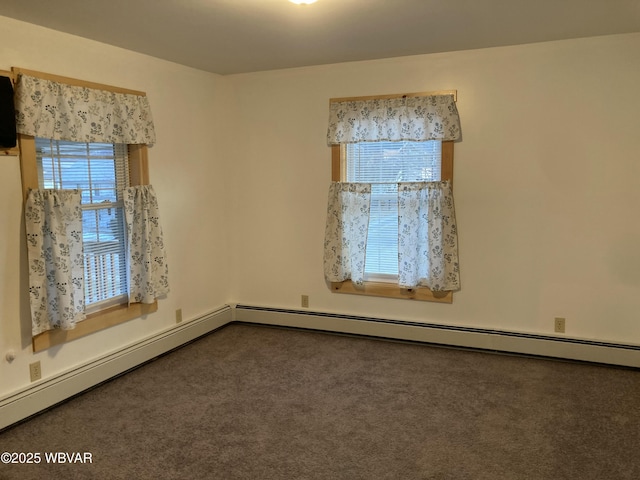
left=234, top=305, right=640, bottom=368
left=0, top=305, right=233, bottom=432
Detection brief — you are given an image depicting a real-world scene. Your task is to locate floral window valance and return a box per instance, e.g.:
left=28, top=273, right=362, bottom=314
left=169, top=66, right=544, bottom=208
left=14, top=73, right=156, bottom=145
left=326, top=94, right=461, bottom=145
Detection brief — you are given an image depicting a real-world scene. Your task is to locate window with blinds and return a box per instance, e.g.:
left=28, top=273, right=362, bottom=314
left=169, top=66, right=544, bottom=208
left=345, top=140, right=442, bottom=281
left=36, top=138, right=130, bottom=311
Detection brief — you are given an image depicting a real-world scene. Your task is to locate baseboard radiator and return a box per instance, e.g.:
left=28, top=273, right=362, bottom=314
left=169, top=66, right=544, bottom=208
left=0, top=305, right=233, bottom=432
left=234, top=305, right=640, bottom=369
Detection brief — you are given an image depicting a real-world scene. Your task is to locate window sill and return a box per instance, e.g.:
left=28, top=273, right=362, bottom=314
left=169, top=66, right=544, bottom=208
left=330, top=280, right=453, bottom=303
left=32, top=301, right=158, bottom=353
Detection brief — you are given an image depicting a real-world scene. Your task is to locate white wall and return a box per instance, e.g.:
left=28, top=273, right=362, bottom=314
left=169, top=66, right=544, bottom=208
left=0, top=16, right=233, bottom=399
left=226, top=33, right=640, bottom=345
left=2, top=14, right=639, bottom=407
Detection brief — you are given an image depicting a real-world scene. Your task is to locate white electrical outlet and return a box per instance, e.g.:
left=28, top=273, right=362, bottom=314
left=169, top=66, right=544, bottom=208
left=176, top=308, right=183, bottom=323
left=301, top=295, right=309, bottom=308
left=554, top=317, right=566, bottom=333
left=29, top=361, right=42, bottom=382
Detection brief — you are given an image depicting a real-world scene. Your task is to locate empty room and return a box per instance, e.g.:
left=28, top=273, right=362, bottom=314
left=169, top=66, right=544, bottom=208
left=1, top=1, right=640, bottom=478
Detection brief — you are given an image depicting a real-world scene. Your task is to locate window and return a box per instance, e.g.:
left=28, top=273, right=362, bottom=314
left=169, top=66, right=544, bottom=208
left=36, top=139, right=130, bottom=312
left=332, top=140, right=454, bottom=302
left=15, top=68, right=158, bottom=351
left=345, top=140, right=443, bottom=282
left=326, top=91, right=460, bottom=302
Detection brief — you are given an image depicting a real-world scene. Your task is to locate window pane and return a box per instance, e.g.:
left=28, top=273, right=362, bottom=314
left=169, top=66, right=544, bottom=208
left=345, top=141, right=442, bottom=278
left=36, top=140, right=126, bottom=205
left=83, top=207, right=128, bottom=304
left=367, top=183, right=398, bottom=275
left=346, top=141, right=441, bottom=182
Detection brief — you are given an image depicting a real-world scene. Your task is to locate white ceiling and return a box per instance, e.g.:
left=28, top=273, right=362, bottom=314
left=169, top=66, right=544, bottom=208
left=2, top=0, right=640, bottom=75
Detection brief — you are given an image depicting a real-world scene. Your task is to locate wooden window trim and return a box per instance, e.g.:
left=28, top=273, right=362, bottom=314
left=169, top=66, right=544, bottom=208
left=330, top=140, right=454, bottom=304
left=329, top=90, right=457, bottom=103
left=13, top=68, right=156, bottom=352
left=12, top=67, right=146, bottom=96
left=32, top=302, right=158, bottom=352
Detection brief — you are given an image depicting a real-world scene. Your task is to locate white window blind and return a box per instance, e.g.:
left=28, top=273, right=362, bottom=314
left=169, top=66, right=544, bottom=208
left=345, top=140, right=442, bottom=280
left=36, top=138, right=130, bottom=311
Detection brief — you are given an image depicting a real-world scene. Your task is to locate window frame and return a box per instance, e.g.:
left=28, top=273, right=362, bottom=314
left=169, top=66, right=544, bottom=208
left=15, top=69, right=156, bottom=352
left=330, top=132, right=455, bottom=304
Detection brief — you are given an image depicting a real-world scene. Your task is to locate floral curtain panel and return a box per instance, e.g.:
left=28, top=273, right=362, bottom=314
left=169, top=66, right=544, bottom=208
left=25, top=189, right=85, bottom=336
left=14, top=74, right=156, bottom=145
left=326, top=94, right=461, bottom=145
left=123, top=185, right=169, bottom=304
left=397, top=181, right=460, bottom=291
left=323, top=183, right=371, bottom=285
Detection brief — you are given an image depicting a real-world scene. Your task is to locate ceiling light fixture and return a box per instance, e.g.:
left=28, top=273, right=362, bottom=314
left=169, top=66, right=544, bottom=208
left=289, top=0, right=317, bottom=4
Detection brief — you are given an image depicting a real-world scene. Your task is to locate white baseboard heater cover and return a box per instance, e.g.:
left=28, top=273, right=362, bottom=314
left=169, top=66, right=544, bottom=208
left=234, top=305, right=640, bottom=369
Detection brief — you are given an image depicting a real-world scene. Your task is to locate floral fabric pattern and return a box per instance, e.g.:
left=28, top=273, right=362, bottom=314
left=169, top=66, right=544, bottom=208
left=14, top=74, right=156, bottom=145
left=323, top=183, right=371, bottom=285
left=25, top=189, right=85, bottom=336
left=398, top=181, right=460, bottom=291
left=327, top=95, right=461, bottom=145
left=123, top=185, right=169, bottom=303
